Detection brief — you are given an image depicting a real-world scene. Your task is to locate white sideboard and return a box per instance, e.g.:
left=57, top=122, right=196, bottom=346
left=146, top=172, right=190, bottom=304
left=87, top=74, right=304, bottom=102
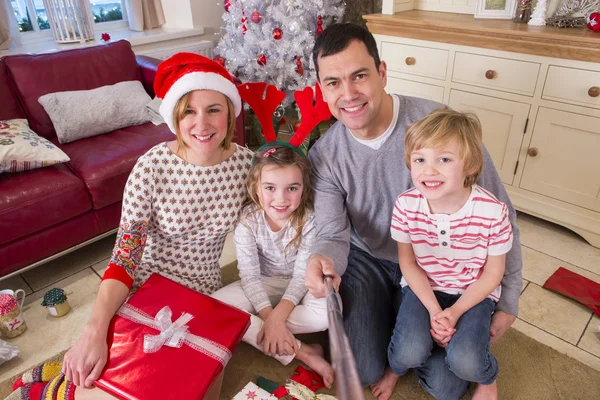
left=366, top=11, right=600, bottom=248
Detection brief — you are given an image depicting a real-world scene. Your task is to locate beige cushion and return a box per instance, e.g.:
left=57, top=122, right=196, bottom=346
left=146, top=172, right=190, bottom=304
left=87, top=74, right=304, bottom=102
left=38, top=81, right=152, bottom=144
left=0, top=119, right=70, bottom=173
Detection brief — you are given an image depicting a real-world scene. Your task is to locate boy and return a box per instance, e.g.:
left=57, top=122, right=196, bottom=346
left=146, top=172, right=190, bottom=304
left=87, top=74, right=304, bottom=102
left=388, top=109, right=513, bottom=399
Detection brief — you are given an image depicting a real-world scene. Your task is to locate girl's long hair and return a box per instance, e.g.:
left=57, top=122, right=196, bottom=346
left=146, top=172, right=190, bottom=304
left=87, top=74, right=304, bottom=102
left=245, top=146, right=313, bottom=253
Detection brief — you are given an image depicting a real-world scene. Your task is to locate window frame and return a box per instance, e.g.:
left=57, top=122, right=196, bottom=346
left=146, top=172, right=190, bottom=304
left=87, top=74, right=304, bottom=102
left=13, top=0, right=129, bottom=44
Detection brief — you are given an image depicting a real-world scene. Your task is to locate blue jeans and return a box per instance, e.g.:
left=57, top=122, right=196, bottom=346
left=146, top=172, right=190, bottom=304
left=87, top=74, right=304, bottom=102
left=389, top=286, right=498, bottom=385
left=340, top=245, right=470, bottom=400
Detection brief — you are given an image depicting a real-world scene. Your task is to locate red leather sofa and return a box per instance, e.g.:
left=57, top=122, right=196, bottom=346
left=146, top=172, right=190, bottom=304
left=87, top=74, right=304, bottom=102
left=0, top=40, right=245, bottom=279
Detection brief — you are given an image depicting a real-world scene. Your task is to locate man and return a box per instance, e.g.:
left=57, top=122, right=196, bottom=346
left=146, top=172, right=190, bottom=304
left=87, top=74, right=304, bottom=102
left=305, top=23, right=522, bottom=400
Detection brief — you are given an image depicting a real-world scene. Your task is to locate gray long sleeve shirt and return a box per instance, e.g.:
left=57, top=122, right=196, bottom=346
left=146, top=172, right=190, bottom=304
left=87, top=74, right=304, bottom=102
left=308, top=95, right=523, bottom=316
left=234, top=207, right=315, bottom=312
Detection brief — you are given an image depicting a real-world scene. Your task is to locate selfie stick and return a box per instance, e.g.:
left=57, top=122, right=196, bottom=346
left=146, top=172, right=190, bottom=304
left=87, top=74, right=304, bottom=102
left=323, top=275, right=365, bottom=400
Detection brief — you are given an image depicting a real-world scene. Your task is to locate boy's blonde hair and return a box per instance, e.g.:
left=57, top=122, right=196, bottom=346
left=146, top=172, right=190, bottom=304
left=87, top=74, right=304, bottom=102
left=245, top=146, right=313, bottom=253
left=172, top=91, right=237, bottom=157
left=404, top=108, right=484, bottom=188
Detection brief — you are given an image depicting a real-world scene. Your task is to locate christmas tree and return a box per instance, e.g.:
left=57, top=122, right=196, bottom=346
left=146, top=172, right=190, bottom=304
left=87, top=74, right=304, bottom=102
left=215, top=0, right=345, bottom=104
left=528, top=0, right=547, bottom=25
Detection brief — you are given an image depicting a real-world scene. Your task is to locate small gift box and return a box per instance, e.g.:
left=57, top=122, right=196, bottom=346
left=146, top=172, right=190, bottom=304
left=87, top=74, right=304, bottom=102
left=233, top=382, right=277, bottom=400
left=41, top=288, right=70, bottom=317
left=95, top=273, right=250, bottom=400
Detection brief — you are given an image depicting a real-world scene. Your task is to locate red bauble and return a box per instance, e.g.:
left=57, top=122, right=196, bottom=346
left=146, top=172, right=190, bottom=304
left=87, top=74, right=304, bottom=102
left=214, top=56, right=226, bottom=67
left=101, top=32, right=111, bottom=42
left=587, top=12, right=600, bottom=32
left=251, top=10, right=262, bottom=23
left=224, top=0, right=231, bottom=12
left=272, top=28, right=283, bottom=40
left=257, top=54, right=267, bottom=66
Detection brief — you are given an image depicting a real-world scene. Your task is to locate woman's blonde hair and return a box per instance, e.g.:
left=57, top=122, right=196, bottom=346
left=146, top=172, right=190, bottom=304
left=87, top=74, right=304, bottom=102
left=172, top=91, right=237, bottom=157
left=245, top=146, right=313, bottom=253
left=404, top=109, right=484, bottom=188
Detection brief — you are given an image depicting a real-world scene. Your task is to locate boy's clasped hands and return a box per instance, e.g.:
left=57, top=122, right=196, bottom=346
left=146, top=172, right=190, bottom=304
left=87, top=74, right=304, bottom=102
left=429, top=305, right=460, bottom=348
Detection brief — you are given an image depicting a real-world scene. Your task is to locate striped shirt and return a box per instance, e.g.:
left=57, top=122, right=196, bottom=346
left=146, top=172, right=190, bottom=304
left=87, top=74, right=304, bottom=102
left=390, top=185, right=513, bottom=301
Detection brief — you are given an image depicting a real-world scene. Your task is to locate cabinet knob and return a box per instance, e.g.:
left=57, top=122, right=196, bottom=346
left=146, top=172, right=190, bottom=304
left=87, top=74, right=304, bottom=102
left=405, top=57, right=416, bottom=66
left=527, top=147, right=538, bottom=157
left=485, top=70, right=497, bottom=79
left=588, top=86, right=600, bottom=98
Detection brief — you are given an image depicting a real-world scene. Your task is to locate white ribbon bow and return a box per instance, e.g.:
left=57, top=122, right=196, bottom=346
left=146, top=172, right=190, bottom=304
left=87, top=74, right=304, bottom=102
left=285, top=380, right=337, bottom=400
left=143, top=306, right=193, bottom=353
left=117, top=303, right=231, bottom=366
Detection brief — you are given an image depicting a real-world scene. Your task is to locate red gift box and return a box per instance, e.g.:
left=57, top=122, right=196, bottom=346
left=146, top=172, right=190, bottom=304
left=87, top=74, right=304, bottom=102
left=95, top=273, right=250, bottom=400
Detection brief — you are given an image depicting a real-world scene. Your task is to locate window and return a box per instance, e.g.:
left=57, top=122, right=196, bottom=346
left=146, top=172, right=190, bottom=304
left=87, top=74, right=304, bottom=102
left=10, top=0, right=127, bottom=38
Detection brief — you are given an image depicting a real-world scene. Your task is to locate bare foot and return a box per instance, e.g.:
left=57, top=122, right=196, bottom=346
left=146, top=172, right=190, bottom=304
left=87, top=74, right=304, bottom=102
left=472, top=381, right=498, bottom=400
left=295, top=343, right=335, bottom=389
left=369, top=367, right=399, bottom=400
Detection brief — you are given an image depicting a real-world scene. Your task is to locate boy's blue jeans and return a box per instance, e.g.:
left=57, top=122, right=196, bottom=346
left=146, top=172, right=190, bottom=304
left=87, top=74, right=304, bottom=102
left=388, top=286, right=498, bottom=385
left=340, top=245, right=470, bottom=400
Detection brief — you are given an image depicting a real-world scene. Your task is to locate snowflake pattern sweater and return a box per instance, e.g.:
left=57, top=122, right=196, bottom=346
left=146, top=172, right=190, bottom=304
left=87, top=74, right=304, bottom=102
left=102, top=142, right=253, bottom=294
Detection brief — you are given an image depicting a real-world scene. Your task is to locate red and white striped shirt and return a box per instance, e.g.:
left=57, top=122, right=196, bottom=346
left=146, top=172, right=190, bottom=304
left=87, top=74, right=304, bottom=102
left=390, top=185, right=513, bottom=301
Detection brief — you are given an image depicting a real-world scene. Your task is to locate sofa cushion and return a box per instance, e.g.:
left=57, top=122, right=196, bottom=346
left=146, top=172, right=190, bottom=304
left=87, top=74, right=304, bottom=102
left=58, top=123, right=174, bottom=210
left=39, top=81, right=152, bottom=144
left=3, top=40, right=143, bottom=139
left=0, top=118, right=70, bottom=173
left=0, top=164, right=92, bottom=246
left=0, top=60, right=25, bottom=121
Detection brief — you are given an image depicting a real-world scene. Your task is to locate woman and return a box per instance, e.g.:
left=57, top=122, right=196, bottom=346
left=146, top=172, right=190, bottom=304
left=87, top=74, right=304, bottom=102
left=10, top=53, right=253, bottom=400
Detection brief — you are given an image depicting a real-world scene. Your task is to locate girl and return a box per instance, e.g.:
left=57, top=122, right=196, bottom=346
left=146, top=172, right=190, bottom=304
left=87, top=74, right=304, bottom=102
left=9, top=53, right=253, bottom=400
left=211, top=144, right=334, bottom=388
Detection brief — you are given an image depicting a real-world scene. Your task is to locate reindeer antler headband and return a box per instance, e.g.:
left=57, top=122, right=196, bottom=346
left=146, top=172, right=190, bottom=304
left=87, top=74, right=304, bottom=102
left=237, top=82, right=332, bottom=158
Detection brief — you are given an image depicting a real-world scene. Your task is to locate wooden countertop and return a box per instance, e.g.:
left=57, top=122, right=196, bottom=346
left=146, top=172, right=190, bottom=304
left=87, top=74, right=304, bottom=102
left=363, top=11, right=600, bottom=63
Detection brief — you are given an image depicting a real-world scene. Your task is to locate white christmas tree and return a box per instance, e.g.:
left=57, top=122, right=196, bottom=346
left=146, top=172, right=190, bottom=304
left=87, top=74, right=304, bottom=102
left=528, top=0, right=547, bottom=25
left=215, top=0, right=345, bottom=103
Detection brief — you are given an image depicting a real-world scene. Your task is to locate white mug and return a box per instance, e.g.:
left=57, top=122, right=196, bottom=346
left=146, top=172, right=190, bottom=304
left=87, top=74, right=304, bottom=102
left=0, top=289, right=26, bottom=310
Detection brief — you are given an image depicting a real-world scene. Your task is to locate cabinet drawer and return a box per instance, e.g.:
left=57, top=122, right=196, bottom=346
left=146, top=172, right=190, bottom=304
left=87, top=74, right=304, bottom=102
left=386, top=77, right=444, bottom=103
left=381, top=42, right=448, bottom=80
left=542, top=66, right=600, bottom=108
left=452, top=52, right=540, bottom=96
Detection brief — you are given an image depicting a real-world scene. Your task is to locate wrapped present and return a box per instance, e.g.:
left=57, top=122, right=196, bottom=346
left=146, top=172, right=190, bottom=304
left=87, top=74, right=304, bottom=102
left=233, top=382, right=277, bottom=400
left=95, top=273, right=250, bottom=400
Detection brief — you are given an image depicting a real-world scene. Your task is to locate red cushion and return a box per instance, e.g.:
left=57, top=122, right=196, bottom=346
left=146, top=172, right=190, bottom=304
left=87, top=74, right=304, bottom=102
left=0, top=59, right=25, bottom=121
left=0, top=211, right=100, bottom=276
left=3, top=40, right=143, bottom=139
left=0, top=164, right=92, bottom=246
left=58, top=123, right=174, bottom=210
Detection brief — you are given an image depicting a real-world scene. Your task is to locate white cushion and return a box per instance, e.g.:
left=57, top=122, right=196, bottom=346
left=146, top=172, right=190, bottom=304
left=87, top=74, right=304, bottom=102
left=38, top=80, right=152, bottom=144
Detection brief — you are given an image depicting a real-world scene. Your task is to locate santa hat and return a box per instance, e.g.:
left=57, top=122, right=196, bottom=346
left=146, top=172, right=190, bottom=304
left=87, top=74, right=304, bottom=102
left=154, top=52, right=242, bottom=133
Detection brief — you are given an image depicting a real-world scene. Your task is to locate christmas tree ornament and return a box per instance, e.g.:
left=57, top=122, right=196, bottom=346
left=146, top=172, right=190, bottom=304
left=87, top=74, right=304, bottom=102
left=41, top=288, right=71, bottom=317
left=257, top=54, right=267, bottom=66
left=224, top=0, right=231, bottom=13
left=251, top=10, right=262, bottom=23
left=214, top=55, right=226, bottom=67
left=284, top=0, right=296, bottom=13
left=587, top=12, right=600, bottom=31
left=289, top=19, right=303, bottom=34
left=296, top=56, right=304, bottom=76
left=272, top=27, right=283, bottom=40
left=241, top=11, right=247, bottom=35
left=317, top=15, right=323, bottom=36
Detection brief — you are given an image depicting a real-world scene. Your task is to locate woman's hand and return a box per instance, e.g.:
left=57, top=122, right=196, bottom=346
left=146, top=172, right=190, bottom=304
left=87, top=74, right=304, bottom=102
left=257, top=311, right=298, bottom=356
left=62, top=324, right=108, bottom=388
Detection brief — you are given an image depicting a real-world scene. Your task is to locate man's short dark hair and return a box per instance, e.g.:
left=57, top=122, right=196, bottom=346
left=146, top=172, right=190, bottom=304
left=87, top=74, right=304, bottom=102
left=312, top=23, right=381, bottom=81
